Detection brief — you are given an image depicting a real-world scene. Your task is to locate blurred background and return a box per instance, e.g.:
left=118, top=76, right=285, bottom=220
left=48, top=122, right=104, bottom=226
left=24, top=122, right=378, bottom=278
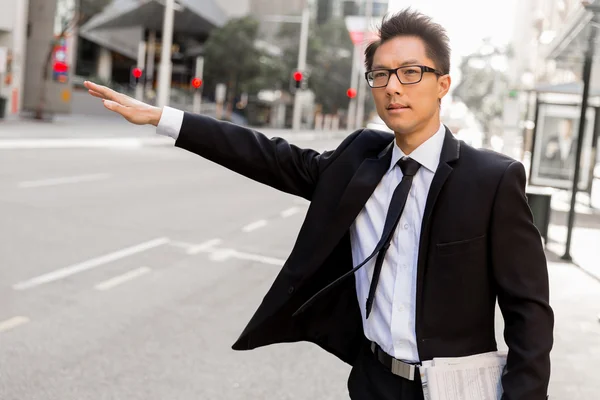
left=1, top=1, right=599, bottom=399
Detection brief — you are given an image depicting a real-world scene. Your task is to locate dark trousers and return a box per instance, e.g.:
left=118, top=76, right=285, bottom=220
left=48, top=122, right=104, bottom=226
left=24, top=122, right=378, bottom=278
left=347, top=342, right=425, bottom=400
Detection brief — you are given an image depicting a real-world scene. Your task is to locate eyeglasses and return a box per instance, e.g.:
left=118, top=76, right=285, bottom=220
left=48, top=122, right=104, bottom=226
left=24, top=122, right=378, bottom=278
left=365, top=65, right=443, bottom=88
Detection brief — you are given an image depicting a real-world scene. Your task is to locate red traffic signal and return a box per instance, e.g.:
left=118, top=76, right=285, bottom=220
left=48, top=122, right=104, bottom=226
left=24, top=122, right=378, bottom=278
left=191, top=77, right=202, bottom=89
left=293, top=71, right=303, bottom=82
left=132, top=67, right=142, bottom=79
left=346, top=88, right=357, bottom=99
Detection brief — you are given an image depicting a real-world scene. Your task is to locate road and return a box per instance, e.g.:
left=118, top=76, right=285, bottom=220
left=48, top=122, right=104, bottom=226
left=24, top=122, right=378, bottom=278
left=1, top=119, right=599, bottom=399
left=0, top=125, right=349, bottom=399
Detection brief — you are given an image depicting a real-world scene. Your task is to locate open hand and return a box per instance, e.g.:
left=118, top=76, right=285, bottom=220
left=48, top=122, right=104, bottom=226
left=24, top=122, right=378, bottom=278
left=84, top=81, right=162, bottom=126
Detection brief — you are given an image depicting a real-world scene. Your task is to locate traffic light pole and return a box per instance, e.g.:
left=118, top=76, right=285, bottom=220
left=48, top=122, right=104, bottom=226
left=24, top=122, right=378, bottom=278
left=347, top=43, right=360, bottom=130
left=135, top=41, right=147, bottom=101
left=292, top=3, right=310, bottom=131
left=354, top=0, right=373, bottom=130
left=192, top=56, right=204, bottom=114
left=157, top=0, right=175, bottom=109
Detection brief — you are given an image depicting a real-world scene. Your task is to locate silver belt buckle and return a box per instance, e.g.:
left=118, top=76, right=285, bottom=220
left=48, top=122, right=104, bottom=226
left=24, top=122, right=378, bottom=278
left=391, top=358, right=416, bottom=381
left=370, top=342, right=417, bottom=381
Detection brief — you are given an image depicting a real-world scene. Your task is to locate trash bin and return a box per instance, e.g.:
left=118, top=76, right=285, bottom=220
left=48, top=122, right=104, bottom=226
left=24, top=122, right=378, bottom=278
left=526, top=187, right=554, bottom=244
left=0, top=96, right=6, bottom=119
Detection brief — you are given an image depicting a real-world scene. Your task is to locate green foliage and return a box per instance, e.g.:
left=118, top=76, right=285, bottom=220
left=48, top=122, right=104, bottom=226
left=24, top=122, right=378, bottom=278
left=202, top=16, right=264, bottom=100
left=452, top=42, right=511, bottom=130
left=276, top=17, right=355, bottom=114
left=201, top=15, right=356, bottom=115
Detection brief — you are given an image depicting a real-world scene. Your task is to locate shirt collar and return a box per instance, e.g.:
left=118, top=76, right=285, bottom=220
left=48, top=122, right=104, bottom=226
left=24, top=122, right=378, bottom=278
left=389, top=123, right=446, bottom=174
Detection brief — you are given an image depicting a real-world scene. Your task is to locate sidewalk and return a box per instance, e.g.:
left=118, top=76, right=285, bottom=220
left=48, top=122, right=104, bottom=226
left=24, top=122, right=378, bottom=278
left=542, top=255, right=600, bottom=399
left=546, top=186, right=600, bottom=281
left=536, top=189, right=600, bottom=398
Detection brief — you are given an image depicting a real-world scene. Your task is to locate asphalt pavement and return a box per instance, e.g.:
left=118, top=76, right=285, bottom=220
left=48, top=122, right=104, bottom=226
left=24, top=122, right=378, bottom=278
left=1, top=119, right=599, bottom=399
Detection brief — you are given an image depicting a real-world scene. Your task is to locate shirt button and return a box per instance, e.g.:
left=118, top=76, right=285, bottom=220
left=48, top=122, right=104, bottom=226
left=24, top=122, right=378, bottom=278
left=403, top=224, right=409, bottom=230
left=397, top=304, right=405, bottom=312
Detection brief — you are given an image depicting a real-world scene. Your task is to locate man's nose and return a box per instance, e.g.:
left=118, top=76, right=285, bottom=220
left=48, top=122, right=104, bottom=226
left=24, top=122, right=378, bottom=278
left=385, top=72, right=404, bottom=96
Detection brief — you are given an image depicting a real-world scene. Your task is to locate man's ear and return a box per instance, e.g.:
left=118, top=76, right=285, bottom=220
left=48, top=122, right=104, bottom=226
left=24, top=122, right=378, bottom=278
left=438, top=75, right=451, bottom=100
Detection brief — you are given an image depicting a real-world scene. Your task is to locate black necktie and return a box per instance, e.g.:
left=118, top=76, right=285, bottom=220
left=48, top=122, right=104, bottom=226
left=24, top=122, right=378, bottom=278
left=365, top=157, right=421, bottom=318
left=292, top=156, right=421, bottom=318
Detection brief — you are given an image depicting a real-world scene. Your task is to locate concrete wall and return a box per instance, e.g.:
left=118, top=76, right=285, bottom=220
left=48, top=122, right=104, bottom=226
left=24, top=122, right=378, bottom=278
left=0, top=0, right=29, bottom=118
left=23, top=0, right=72, bottom=114
left=0, top=0, right=19, bottom=32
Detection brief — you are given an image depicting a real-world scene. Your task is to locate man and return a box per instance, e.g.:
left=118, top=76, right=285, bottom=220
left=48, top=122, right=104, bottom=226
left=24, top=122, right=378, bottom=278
left=540, top=118, right=576, bottom=182
left=85, top=9, right=553, bottom=400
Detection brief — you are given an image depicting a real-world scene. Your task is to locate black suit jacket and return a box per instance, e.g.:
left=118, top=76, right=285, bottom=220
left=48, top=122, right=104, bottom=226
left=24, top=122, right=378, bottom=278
left=174, top=113, right=554, bottom=400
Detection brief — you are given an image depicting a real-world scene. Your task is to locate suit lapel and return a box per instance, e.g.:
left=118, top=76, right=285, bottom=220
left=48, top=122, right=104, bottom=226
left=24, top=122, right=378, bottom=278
left=415, top=127, right=460, bottom=334
left=308, top=141, right=394, bottom=269
left=419, top=128, right=460, bottom=242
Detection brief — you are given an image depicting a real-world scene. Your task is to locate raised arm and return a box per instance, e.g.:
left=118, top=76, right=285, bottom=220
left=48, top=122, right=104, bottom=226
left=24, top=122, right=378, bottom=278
left=84, top=81, right=355, bottom=200
left=490, top=161, right=554, bottom=400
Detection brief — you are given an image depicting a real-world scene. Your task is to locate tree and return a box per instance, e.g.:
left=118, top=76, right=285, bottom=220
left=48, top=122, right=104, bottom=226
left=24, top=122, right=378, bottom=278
left=452, top=40, right=513, bottom=137
left=202, top=16, right=265, bottom=120
left=276, top=17, right=355, bottom=115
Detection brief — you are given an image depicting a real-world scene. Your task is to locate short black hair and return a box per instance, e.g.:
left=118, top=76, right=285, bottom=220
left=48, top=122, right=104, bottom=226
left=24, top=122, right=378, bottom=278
left=364, top=9, right=451, bottom=75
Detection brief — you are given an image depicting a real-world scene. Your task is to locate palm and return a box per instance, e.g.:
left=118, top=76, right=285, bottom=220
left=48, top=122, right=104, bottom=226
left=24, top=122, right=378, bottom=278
left=83, top=81, right=161, bottom=126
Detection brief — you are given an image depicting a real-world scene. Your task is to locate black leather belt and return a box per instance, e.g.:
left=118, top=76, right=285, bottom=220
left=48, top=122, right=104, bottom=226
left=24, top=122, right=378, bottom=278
left=370, top=341, right=419, bottom=381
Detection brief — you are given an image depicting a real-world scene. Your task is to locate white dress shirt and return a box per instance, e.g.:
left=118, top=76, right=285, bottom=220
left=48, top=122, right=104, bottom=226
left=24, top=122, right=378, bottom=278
left=156, top=108, right=445, bottom=363
left=350, top=124, right=445, bottom=363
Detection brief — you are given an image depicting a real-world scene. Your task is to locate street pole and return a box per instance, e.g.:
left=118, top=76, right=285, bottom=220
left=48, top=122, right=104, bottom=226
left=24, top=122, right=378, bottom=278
left=354, top=0, right=373, bottom=130
left=292, top=2, right=310, bottom=131
left=145, top=30, right=156, bottom=99
left=135, top=41, right=146, bottom=101
left=157, top=0, right=175, bottom=109
left=562, top=23, right=596, bottom=261
left=11, top=0, right=29, bottom=115
left=347, top=43, right=360, bottom=130
left=192, top=56, right=204, bottom=114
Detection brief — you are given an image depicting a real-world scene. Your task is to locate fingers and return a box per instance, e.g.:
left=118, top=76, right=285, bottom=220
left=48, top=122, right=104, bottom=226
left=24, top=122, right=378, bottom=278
left=103, top=99, right=130, bottom=117
left=84, top=81, right=119, bottom=101
left=88, top=90, right=106, bottom=100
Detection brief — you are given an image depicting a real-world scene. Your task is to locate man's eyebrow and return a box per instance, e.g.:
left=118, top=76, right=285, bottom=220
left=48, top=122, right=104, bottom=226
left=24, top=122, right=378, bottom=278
left=371, top=59, right=421, bottom=69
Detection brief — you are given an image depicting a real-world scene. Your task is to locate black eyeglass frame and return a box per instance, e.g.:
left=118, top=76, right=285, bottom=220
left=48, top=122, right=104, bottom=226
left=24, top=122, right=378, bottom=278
left=364, top=65, right=444, bottom=88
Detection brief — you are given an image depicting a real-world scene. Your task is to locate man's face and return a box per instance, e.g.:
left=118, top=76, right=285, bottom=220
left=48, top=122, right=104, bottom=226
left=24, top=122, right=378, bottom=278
left=370, top=36, right=450, bottom=135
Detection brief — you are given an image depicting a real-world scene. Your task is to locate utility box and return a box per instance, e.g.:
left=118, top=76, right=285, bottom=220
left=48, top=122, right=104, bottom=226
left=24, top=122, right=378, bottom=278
left=526, top=187, right=554, bottom=244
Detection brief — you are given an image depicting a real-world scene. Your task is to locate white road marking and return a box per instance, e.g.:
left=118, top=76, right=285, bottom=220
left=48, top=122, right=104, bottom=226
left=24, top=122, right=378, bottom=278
left=206, top=247, right=284, bottom=266
left=0, top=137, right=172, bottom=150
left=13, top=237, right=169, bottom=290
left=18, top=173, right=110, bottom=188
left=0, top=316, right=30, bottom=333
left=187, top=238, right=222, bottom=255
left=94, top=266, right=151, bottom=291
left=167, top=240, right=198, bottom=250
left=242, top=220, right=268, bottom=232
left=209, top=249, right=236, bottom=261
left=280, top=207, right=301, bottom=218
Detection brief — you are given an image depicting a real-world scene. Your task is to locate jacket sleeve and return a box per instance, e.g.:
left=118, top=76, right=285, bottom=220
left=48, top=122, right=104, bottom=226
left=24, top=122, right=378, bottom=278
left=491, top=161, right=554, bottom=400
left=174, top=112, right=359, bottom=200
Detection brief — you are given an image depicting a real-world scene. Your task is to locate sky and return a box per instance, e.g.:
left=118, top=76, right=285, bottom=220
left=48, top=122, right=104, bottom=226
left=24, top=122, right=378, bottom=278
left=387, top=0, right=518, bottom=66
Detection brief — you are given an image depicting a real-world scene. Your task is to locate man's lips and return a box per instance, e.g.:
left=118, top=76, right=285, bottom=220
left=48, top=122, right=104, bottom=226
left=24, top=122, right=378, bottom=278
left=387, top=103, right=410, bottom=111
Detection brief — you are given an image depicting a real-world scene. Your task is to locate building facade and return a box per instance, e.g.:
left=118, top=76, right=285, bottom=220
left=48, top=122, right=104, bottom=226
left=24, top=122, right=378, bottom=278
left=0, top=0, right=29, bottom=118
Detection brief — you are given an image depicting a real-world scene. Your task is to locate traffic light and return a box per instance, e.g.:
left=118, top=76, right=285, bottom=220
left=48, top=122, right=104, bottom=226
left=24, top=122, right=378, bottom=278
left=346, top=88, right=357, bottom=99
left=293, top=71, right=303, bottom=89
left=131, top=67, right=143, bottom=86
left=191, top=77, right=202, bottom=89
